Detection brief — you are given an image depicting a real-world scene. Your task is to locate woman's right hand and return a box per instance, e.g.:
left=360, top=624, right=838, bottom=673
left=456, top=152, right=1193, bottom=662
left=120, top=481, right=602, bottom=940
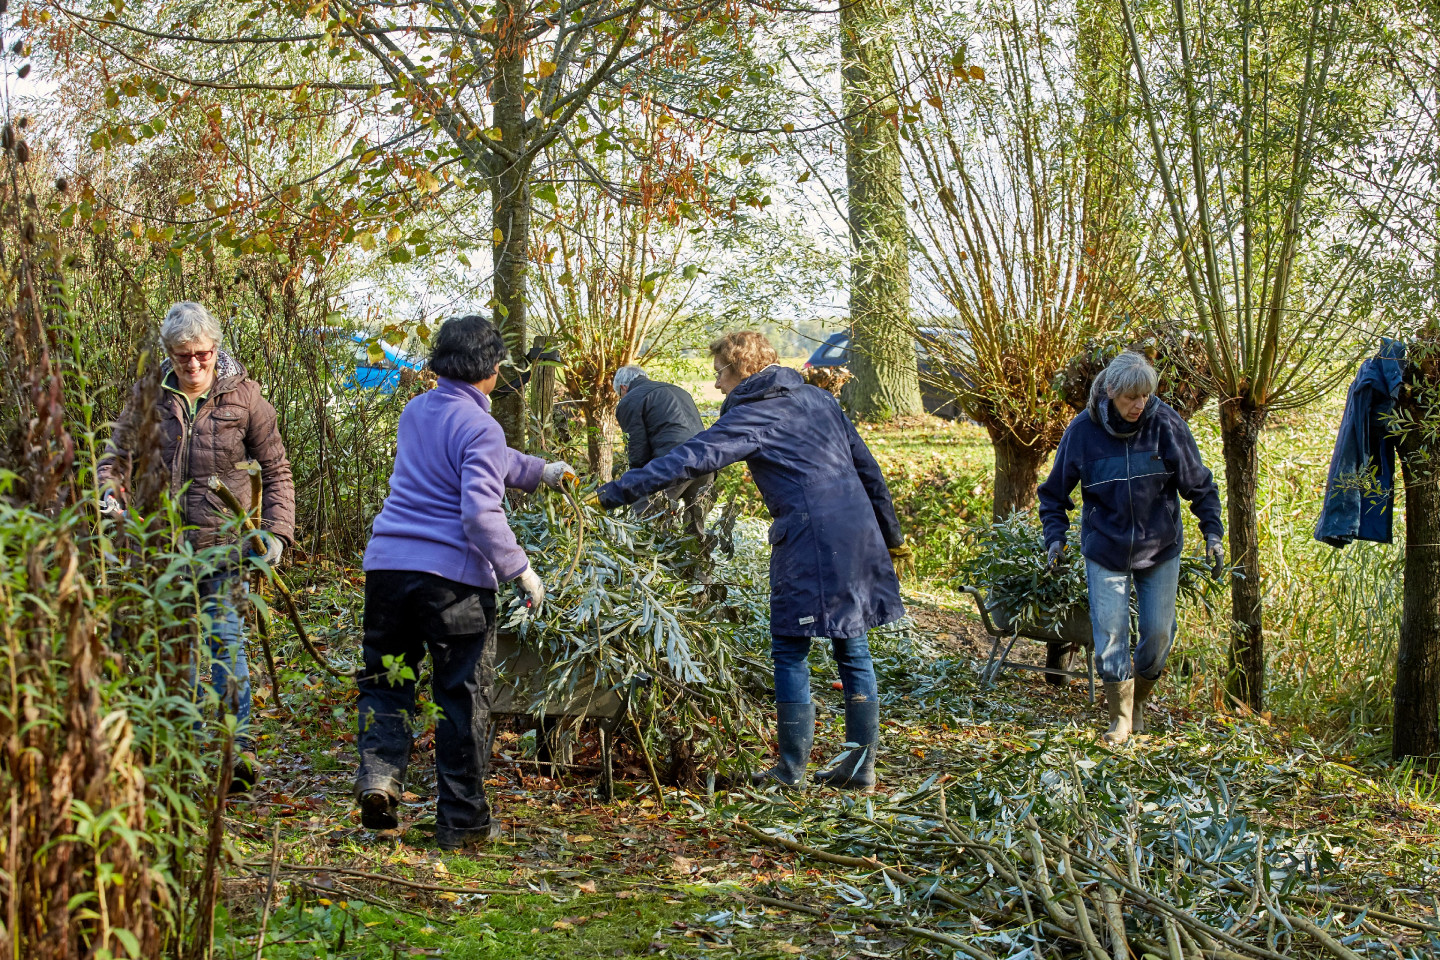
left=515, top=565, right=546, bottom=616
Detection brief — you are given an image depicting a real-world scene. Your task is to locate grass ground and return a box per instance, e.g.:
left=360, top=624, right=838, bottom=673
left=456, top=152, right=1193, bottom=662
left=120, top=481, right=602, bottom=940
left=216, top=410, right=1437, bottom=958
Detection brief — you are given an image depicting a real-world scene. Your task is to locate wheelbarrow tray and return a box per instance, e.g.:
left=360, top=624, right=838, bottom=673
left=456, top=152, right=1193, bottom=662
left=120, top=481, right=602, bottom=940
left=488, top=631, right=639, bottom=800
left=492, top=631, right=628, bottom=718
left=959, top=586, right=1096, bottom=703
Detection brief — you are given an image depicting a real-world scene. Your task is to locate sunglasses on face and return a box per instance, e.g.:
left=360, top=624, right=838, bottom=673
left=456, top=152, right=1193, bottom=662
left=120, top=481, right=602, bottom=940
left=171, top=349, right=215, bottom=366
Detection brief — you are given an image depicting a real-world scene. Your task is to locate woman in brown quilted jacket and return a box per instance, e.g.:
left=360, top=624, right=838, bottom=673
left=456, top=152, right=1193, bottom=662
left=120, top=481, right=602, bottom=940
left=99, top=301, right=295, bottom=794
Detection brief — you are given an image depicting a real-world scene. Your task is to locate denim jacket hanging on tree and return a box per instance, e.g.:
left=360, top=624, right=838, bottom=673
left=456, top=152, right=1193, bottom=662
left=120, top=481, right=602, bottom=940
left=1315, top=338, right=1407, bottom=547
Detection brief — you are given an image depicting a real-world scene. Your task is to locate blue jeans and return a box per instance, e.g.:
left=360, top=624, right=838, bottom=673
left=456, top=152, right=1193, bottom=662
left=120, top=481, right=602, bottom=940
left=196, top=573, right=253, bottom=750
left=771, top=633, right=878, bottom=705
left=1086, top=554, right=1180, bottom=684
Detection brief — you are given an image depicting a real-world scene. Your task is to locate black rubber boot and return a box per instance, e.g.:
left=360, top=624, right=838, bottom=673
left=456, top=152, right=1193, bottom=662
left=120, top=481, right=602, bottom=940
left=814, top=699, right=879, bottom=791
left=751, top=702, right=815, bottom=788
left=359, top=790, right=399, bottom=831
left=436, top=820, right=501, bottom=851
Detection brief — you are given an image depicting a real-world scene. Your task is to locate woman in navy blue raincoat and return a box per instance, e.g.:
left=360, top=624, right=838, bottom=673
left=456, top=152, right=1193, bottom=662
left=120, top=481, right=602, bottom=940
left=595, top=331, right=911, bottom=790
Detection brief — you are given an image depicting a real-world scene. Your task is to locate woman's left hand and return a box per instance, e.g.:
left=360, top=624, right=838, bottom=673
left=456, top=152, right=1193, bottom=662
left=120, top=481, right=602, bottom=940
left=1206, top=537, right=1225, bottom=579
left=541, top=461, right=578, bottom=489
left=888, top=543, right=915, bottom=578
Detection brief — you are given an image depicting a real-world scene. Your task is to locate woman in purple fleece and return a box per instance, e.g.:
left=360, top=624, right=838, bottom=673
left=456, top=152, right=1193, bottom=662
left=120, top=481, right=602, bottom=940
left=355, top=315, right=575, bottom=849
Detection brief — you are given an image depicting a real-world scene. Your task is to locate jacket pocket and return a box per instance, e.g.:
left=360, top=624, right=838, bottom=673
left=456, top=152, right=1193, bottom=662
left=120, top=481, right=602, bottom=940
left=1081, top=455, right=1129, bottom=490
left=768, top=512, right=808, bottom=545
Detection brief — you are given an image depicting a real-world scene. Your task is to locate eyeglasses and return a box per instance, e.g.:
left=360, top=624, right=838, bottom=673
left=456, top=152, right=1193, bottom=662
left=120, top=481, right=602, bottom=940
left=171, top=349, right=215, bottom=367
left=713, top=363, right=732, bottom=381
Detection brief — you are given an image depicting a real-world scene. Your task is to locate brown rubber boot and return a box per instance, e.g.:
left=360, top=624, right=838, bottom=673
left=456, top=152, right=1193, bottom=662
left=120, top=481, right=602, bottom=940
left=1132, top=675, right=1158, bottom=735
left=1102, top=680, right=1134, bottom=745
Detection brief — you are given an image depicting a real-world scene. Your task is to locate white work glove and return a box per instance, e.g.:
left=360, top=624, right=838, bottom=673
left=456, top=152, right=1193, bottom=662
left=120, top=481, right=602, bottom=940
left=247, top=530, right=285, bottom=566
left=540, top=460, right=577, bottom=489
left=515, top=565, right=546, bottom=616
left=98, top=492, right=124, bottom=518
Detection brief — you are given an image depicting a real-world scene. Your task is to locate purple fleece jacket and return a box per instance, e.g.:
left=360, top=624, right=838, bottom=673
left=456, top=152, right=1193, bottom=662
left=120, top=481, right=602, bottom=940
left=363, top=377, right=544, bottom=588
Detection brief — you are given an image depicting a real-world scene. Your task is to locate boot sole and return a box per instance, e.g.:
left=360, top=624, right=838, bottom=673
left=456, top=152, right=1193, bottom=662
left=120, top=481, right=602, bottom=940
left=359, top=792, right=399, bottom=831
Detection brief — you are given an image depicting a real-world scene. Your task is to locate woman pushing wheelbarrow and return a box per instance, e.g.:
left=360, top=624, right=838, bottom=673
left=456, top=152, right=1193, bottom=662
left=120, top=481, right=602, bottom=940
left=1038, top=351, right=1225, bottom=744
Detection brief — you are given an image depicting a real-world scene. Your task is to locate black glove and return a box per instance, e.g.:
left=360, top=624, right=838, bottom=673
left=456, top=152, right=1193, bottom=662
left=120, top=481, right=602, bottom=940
left=1206, top=537, right=1225, bottom=579
left=1046, top=541, right=1063, bottom=573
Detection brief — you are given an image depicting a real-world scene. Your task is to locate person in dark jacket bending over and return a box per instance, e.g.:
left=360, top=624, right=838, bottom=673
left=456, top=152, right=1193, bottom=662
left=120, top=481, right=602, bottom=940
left=592, top=332, right=913, bottom=790
left=358, top=315, right=576, bottom=849
left=612, top=364, right=711, bottom=512
left=1038, top=351, right=1225, bottom=745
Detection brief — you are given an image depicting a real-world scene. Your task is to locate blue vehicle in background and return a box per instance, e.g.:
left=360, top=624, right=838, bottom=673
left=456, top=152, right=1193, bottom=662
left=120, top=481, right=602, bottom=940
left=803, top=329, right=969, bottom=420
left=311, top=329, right=426, bottom=393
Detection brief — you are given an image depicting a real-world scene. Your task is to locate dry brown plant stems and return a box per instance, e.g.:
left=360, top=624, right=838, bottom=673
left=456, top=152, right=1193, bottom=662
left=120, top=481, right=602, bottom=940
left=253, top=823, right=281, bottom=960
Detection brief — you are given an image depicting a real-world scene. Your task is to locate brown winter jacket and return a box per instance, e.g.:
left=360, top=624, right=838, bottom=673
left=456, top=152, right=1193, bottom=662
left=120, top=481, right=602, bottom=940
left=99, top=351, right=296, bottom=549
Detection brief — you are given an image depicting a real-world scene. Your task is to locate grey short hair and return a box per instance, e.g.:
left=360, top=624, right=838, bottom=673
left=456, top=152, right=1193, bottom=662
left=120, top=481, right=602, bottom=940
left=1095, top=350, right=1159, bottom=403
left=160, top=301, right=223, bottom=351
left=613, top=365, right=648, bottom=391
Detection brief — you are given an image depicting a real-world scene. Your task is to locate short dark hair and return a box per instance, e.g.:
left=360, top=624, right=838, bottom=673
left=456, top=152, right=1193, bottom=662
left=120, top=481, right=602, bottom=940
left=430, top=314, right=507, bottom=382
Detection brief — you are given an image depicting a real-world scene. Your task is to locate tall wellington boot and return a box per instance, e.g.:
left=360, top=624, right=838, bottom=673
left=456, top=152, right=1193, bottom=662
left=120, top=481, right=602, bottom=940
left=814, top=699, right=880, bottom=791
left=1102, top=680, right=1134, bottom=745
left=751, top=702, right=815, bottom=788
left=1132, top=674, right=1158, bottom=735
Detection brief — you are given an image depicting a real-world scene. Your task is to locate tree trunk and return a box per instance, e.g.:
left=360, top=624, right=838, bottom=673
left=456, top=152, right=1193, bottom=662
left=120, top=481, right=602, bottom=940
left=991, top=432, right=1045, bottom=521
left=583, top=401, right=619, bottom=481
left=529, top=335, right=557, bottom=449
left=840, top=0, right=921, bottom=421
left=490, top=1, right=531, bottom=446
left=1220, top=402, right=1266, bottom=712
left=1392, top=438, right=1440, bottom=761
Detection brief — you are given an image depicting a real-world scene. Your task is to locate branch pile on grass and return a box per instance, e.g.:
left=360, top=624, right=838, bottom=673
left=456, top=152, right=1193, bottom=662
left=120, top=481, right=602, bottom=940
left=735, top=745, right=1439, bottom=959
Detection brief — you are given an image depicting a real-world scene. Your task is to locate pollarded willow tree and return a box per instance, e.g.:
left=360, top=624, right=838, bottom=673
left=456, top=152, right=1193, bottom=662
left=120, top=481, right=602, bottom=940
left=1119, top=0, right=1413, bottom=710
left=531, top=115, right=714, bottom=479
left=898, top=0, right=1161, bottom=518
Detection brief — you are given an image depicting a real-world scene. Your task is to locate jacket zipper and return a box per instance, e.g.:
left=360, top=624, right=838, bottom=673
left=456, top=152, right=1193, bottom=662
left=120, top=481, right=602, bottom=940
left=1125, top=437, right=1136, bottom=569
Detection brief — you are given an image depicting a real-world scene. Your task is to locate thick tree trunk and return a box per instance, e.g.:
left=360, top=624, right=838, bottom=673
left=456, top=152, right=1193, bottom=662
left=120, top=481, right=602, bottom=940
left=490, top=1, right=531, bottom=446
left=1392, top=441, right=1440, bottom=761
left=1220, top=402, right=1266, bottom=712
left=582, top=401, right=619, bottom=482
left=992, top=433, right=1045, bottom=521
left=840, top=0, right=921, bottom=421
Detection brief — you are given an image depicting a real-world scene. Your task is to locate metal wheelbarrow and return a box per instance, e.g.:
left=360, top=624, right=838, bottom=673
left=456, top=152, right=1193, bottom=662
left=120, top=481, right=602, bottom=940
left=958, top=586, right=1096, bottom=704
left=487, top=631, right=646, bottom=801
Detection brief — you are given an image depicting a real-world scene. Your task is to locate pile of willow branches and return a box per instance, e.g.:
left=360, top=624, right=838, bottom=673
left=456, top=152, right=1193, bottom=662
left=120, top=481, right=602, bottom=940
left=501, top=488, right=776, bottom=781
left=736, top=746, right=1440, bottom=959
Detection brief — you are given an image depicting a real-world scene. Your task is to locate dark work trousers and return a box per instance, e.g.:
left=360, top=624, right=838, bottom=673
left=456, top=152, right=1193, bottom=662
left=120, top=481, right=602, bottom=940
left=356, top=570, right=498, bottom=833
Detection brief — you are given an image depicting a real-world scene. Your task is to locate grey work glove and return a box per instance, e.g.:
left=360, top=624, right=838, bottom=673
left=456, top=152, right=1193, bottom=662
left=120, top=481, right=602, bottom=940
left=246, top=530, right=285, bottom=566
left=1206, top=537, right=1225, bottom=580
left=515, top=564, right=546, bottom=617
left=1045, top=541, right=1063, bottom=574
left=540, top=461, right=578, bottom=489
left=98, top=492, right=124, bottom=519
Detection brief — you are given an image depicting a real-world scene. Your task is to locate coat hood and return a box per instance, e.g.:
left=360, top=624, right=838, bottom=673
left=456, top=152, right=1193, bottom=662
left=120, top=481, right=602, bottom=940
left=159, top=349, right=247, bottom=389
left=721, top=364, right=802, bottom=414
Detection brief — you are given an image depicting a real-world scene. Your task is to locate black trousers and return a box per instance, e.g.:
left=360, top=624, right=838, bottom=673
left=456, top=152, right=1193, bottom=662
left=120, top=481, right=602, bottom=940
left=357, top=570, right=497, bottom=832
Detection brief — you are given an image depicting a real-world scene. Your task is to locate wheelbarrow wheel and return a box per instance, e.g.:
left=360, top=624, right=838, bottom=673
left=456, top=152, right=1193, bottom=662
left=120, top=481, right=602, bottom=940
left=1044, top=641, right=1074, bottom=686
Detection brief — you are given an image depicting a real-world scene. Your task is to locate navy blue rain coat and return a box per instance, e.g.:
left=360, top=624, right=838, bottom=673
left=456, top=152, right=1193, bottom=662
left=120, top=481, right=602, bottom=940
left=1314, top=338, right=1407, bottom=547
left=597, top=365, right=905, bottom=639
left=1038, top=396, right=1224, bottom=572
